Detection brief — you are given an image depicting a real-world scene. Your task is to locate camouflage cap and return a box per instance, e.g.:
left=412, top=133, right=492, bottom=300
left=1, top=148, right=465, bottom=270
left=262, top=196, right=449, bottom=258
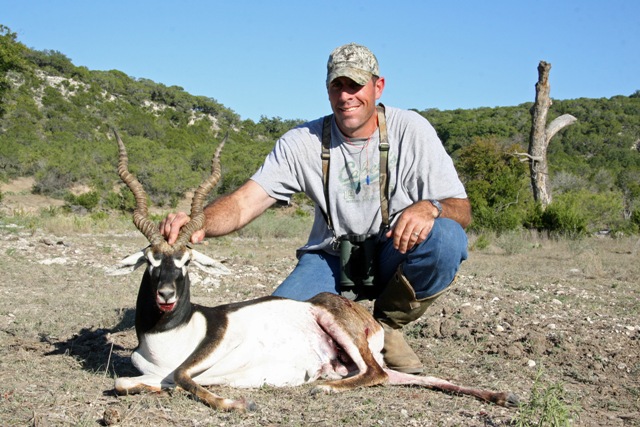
left=326, top=43, right=379, bottom=87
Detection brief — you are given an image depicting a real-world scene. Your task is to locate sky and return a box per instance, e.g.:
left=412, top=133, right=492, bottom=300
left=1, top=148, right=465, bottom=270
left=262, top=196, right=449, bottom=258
left=3, top=0, right=639, bottom=122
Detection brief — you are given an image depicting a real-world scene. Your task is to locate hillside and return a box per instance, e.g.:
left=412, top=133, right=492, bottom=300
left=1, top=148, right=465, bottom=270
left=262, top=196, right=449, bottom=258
left=1, top=26, right=639, bottom=234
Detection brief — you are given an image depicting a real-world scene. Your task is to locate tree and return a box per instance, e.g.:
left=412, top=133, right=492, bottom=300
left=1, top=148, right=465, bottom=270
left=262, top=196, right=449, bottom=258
left=520, top=61, right=577, bottom=210
left=0, top=25, right=27, bottom=117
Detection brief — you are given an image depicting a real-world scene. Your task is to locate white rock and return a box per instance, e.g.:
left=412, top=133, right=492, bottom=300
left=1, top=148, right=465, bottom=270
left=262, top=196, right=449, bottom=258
left=39, top=257, right=67, bottom=265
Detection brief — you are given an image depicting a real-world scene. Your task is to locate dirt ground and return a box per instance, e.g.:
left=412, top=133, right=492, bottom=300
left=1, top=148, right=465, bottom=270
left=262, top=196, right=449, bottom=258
left=0, top=177, right=65, bottom=213
left=0, top=193, right=638, bottom=426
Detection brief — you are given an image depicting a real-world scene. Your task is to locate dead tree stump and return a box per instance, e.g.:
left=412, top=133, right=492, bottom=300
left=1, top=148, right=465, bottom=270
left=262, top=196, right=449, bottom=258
left=526, top=61, right=577, bottom=210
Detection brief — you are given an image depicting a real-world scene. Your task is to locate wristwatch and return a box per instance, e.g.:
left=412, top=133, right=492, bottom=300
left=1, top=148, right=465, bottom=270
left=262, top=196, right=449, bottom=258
left=428, top=199, right=442, bottom=218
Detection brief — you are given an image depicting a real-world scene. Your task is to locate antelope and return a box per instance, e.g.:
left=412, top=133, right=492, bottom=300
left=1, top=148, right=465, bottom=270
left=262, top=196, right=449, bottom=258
left=110, top=130, right=519, bottom=411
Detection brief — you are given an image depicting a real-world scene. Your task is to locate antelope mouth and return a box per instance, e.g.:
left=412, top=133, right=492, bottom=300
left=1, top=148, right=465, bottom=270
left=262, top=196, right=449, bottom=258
left=157, top=301, right=177, bottom=312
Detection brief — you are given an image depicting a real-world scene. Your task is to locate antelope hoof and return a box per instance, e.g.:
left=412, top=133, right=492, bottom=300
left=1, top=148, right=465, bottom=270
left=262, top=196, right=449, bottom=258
left=245, top=399, right=258, bottom=412
left=310, top=384, right=337, bottom=396
left=228, top=397, right=257, bottom=412
left=504, top=392, right=520, bottom=408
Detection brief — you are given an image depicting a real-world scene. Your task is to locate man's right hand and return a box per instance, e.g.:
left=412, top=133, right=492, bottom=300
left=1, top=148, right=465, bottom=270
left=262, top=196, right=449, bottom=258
left=160, top=212, right=205, bottom=245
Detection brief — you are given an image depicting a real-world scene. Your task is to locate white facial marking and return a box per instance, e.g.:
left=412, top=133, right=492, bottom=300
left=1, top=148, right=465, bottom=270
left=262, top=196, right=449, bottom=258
left=146, top=250, right=162, bottom=268
left=173, top=251, right=191, bottom=269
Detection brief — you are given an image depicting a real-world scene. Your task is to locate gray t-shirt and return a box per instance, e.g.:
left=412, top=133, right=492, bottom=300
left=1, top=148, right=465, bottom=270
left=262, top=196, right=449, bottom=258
left=251, top=105, right=467, bottom=255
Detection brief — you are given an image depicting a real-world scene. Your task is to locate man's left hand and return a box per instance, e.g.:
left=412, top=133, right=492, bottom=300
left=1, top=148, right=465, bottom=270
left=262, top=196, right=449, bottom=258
left=385, top=200, right=439, bottom=254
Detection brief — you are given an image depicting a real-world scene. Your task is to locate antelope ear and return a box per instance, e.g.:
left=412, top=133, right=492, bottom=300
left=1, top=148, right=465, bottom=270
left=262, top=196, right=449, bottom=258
left=105, top=249, right=148, bottom=276
left=190, top=249, right=231, bottom=276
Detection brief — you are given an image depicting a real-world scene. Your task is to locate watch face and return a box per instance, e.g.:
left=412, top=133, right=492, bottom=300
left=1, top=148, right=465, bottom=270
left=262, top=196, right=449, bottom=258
left=430, top=199, right=442, bottom=218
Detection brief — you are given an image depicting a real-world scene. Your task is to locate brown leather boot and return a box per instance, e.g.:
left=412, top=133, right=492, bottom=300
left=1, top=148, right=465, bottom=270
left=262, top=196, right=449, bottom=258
left=373, top=266, right=450, bottom=374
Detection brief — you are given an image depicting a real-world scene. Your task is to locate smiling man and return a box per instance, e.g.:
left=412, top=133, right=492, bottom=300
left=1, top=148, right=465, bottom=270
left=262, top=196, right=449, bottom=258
left=161, top=43, right=471, bottom=373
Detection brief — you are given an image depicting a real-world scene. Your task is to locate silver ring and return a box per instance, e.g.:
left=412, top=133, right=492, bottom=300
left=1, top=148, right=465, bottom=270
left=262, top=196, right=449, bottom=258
left=412, top=232, right=420, bottom=237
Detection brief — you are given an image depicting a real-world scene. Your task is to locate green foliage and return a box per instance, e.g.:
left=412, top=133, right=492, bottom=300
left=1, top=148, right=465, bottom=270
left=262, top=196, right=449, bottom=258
left=0, top=29, right=263, bottom=210
left=534, top=190, right=625, bottom=235
left=470, top=233, right=491, bottom=250
left=24, top=49, right=80, bottom=77
left=64, top=191, right=100, bottom=211
left=456, top=137, right=532, bottom=231
left=254, top=115, right=305, bottom=138
left=631, top=209, right=640, bottom=228
left=423, top=93, right=640, bottom=234
left=103, top=188, right=136, bottom=212
left=616, top=168, right=640, bottom=227
left=539, top=202, right=587, bottom=237
left=514, top=371, right=579, bottom=427
left=421, top=105, right=531, bottom=153
left=0, top=25, right=28, bottom=117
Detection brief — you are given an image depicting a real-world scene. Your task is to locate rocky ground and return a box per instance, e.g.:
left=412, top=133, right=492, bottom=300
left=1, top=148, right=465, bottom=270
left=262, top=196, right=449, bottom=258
left=0, top=190, right=638, bottom=426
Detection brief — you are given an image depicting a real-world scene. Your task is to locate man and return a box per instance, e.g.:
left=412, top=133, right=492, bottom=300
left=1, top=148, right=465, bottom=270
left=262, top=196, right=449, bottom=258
left=161, top=43, right=471, bottom=374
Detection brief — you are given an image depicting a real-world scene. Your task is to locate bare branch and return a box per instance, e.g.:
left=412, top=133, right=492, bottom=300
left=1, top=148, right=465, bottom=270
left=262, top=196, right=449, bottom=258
left=513, top=152, right=543, bottom=163
left=545, top=114, right=578, bottom=145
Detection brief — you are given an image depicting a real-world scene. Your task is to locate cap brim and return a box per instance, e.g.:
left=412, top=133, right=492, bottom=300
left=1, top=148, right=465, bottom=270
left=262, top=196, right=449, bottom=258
left=326, top=67, right=372, bottom=87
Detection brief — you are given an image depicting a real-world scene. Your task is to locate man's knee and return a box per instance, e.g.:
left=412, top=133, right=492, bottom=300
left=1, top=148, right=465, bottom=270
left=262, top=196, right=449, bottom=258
left=431, top=218, right=468, bottom=257
left=404, top=218, right=468, bottom=298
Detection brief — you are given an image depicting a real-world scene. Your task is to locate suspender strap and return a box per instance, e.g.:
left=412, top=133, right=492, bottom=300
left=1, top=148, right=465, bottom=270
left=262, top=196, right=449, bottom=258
left=376, top=104, right=390, bottom=228
left=321, top=114, right=333, bottom=230
left=321, top=104, right=390, bottom=234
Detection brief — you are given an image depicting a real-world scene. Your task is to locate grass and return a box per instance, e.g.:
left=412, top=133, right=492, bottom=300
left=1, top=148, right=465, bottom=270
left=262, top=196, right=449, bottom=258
left=514, top=370, right=579, bottom=427
left=469, top=230, right=542, bottom=254
left=0, top=205, right=314, bottom=239
left=236, top=208, right=312, bottom=239
left=1, top=207, right=131, bottom=235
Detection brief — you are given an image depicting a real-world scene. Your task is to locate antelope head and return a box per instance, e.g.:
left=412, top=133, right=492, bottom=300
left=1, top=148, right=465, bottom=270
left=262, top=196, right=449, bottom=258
left=110, top=130, right=229, bottom=314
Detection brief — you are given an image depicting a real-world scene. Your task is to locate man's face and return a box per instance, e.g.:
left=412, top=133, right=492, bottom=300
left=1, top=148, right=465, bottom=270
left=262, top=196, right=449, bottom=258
left=328, top=76, right=385, bottom=138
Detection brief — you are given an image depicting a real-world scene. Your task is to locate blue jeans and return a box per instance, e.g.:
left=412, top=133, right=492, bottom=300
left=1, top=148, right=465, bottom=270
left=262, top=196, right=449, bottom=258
left=272, top=218, right=468, bottom=301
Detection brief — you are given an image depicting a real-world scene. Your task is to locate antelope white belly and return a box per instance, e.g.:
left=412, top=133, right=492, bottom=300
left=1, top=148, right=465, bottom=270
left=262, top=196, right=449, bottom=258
left=194, top=299, right=341, bottom=388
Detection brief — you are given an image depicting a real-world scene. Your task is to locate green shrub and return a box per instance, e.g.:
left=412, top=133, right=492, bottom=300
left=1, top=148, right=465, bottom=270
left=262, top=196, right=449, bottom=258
left=76, top=191, right=99, bottom=210
left=541, top=190, right=627, bottom=235
left=104, top=188, right=137, bottom=212
left=470, top=233, right=491, bottom=250
left=457, top=137, right=532, bottom=233
left=64, top=191, right=99, bottom=211
left=540, top=201, right=587, bottom=236
left=90, top=211, right=109, bottom=221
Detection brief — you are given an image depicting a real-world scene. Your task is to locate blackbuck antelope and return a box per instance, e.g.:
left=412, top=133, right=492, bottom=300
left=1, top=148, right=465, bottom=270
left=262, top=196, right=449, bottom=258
left=110, top=130, right=518, bottom=411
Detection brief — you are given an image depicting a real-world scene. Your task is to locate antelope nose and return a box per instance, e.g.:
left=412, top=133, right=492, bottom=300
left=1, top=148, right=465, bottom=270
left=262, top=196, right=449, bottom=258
left=157, top=286, right=175, bottom=303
